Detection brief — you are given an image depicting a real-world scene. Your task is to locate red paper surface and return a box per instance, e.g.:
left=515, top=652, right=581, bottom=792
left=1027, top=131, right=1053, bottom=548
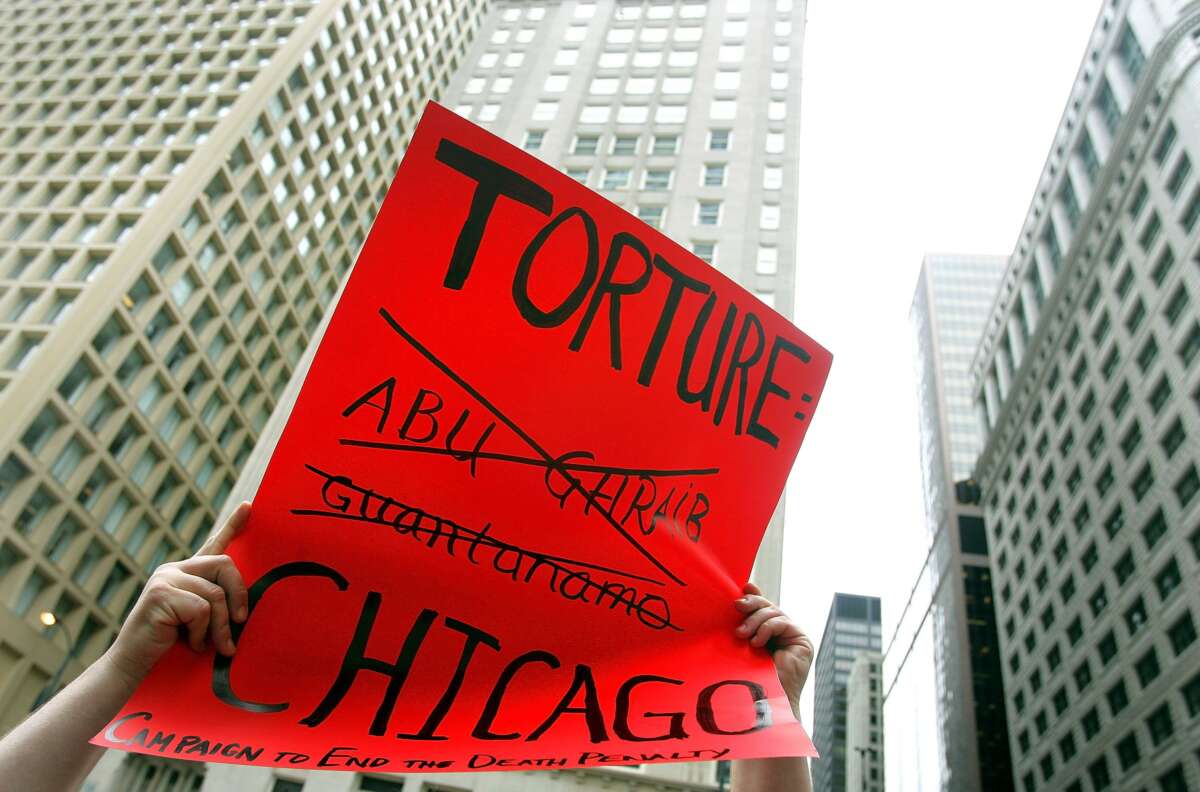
left=93, top=102, right=830, bottom=773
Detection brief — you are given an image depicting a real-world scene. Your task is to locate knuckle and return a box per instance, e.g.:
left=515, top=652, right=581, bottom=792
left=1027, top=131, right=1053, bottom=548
left=145, top=579, right=172, bottom=598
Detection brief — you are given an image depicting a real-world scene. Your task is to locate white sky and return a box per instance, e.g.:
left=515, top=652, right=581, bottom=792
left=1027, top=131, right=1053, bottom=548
left=778, top=0, right=1102, bottom=720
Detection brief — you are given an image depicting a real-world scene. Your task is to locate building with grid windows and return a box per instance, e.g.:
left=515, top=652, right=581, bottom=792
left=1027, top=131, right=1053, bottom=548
left=0, top=0, right=487, bottom=779
left=969, top=2, right=1200, bottom=791
left=812, top=593, right=882, bottom=792
left=883, top=254, right=1013, bottom=792
left=444, top=0, right=807, bottom=606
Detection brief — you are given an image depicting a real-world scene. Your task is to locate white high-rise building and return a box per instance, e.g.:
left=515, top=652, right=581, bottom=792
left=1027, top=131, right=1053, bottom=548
left=971, top=2, right=1200, bottom=791
left=883, top=254, right=1013, bottom=792
left=447, top=0, right=807, bottom=605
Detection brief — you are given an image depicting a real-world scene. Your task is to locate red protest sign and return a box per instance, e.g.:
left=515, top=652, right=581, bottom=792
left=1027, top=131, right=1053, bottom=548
left=93, top=102, right=830, bottom=773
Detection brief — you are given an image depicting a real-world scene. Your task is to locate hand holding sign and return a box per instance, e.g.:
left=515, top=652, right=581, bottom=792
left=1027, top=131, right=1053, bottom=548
left=107, top=503, right=252, bottom=684
left=736, top=582, right=813, bottom=721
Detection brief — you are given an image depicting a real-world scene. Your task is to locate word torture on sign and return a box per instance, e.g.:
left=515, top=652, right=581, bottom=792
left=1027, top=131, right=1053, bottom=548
left=94, top=102, right=830, bottom=772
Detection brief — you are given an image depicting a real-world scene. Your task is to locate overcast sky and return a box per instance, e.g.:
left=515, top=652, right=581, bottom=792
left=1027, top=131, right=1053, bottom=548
left=778, top=0, right=1102, bottom=719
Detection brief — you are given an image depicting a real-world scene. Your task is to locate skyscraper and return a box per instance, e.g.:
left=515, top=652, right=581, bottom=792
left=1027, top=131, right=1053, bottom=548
left=0, top=0, right=486, bottom=775
left=845, top=651, right=884, bottom=792
left=883, top=254, right=1012, bottom=792
left=444, top=0, right=807, bottom=604
left=970, top=2, right=1200, bottom=791
left=813, top=593, right=882, bottom=792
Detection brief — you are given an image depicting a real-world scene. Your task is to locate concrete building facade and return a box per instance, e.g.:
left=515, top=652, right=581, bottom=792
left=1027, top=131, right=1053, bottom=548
left=845, top=651, right=883, bottom=792
left=883, top=254, right=1013, bottom=792
left=812, top=593, right=882, bottom=792
left=0, top=0, right=486, bottom=785
left=970, top=2, right=1200, bottom=791
left=443, top=0, right=808, bottom=604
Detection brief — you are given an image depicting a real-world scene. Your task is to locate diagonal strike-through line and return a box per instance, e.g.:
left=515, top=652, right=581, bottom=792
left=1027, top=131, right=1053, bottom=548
left=376, top=307, right=686, bottom=587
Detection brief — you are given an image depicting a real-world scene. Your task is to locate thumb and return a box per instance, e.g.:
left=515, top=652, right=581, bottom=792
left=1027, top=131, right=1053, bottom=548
left=197, top=501, right=252, bottom=556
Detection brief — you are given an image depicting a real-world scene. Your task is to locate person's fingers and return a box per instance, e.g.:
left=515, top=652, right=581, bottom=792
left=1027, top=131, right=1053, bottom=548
left=742, top=581, right=763, bottom=597
left=148, top=584, right=211, bottom=653
left=750, top=615, right=795, bottom=648
left=197, top=501, right=252, bottom=557
left=179, top=553, right=249, bottom=624
left=738, top=604, right=783, bottom=637
left=734, top=594, right=774, bottom=613
left=162, top=568, right=235, bottom=655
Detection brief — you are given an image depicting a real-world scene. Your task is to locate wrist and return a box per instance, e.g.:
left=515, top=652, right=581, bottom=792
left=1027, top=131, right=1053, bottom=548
left=98, top=645, right=151, bottom=695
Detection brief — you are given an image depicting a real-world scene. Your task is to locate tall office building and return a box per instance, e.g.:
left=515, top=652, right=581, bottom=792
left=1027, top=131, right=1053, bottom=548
left=813, top=593, right=882, bottom=792
left=845, top=651, right=884, bottom=792
left=445, top=0, right=807, bottom=605
left=0, top=0, right=486, bottom=779
left=883, top=254, right=1013, bottom=792
left=970, top=2, right=1200, bottom=791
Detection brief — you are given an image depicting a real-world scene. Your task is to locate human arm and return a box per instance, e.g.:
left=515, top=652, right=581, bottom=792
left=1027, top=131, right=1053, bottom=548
left=0, top=503, right=252, bottom=792
left=728, top=582, right=814, bottom=792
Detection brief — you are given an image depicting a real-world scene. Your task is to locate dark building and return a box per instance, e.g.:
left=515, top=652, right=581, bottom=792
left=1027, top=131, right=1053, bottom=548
left=813, top=593, right=882, bottom=792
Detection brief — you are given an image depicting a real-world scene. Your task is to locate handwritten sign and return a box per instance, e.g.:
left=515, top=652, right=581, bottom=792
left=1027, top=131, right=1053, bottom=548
left=93, top=102, right=830, bottom=773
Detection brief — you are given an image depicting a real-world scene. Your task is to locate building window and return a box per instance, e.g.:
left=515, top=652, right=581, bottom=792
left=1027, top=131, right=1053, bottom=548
left=573, top=135, right=600, bottom=155
left=1081, top=708, right=1101, bottom=740
left=691, top=241, right=715, bottom=264
left=760, top=204, right=781, bottom=230
left=708, top=129, right=731, bottom=151
left=1117, top=23, right=1146, bottom=81
left=1179, top=322, right=1200, bottom=366
left=1131, top=463, right=1155, bottom=502
left=1135, top=648, right=1161, bottom=688
left=1125, top=596, right=1148, bottom=635
left=696, top=201, right=721, bottom=225
left=1175, top=464, right=1200, bottom=508
left=580, top=105, right=611, bottom=124
left=1166, top=153, right=1191, bottom=198
left=1155, top=558, right=1182, bottom=601
left=1095, top=76, right=1121, bottom=134
left=652, top=135, right=679, bottom=155
left=523, top=131, right=544, bottom=151
left=656, top=105, right=687, bottom=124
left=636, top=205, right=664, bottom=228
left=1168, top=611, right=1196, bottom=655
left=703, top=163, right=726, bottom=186
left=544, top=74, right=570, bottom=93
left=612, top=135, right=638, bottom=155
left=1106, top=680, right=1128, bottom=715
left=1115, top=732, right=1140, bottom=771
left=643, top=169, right=672, bottom=190
left=601, top=168, right=630, bottom=190
left=757, top=246, right=778, bottom=275
left=1182, top=672, right=1200, bottom=717
left=1077, top=131, right=1101, bottom=181
left=1152, top=121, right=1177, bottom=166
left=1145, top=702, right=1173, bottom=746
left=1142, top=509, right=1167, bottom=550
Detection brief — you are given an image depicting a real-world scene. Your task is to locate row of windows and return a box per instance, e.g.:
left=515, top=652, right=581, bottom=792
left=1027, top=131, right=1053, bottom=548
left=459, top=100, right=771, bottom=127
left=547, top=161, right=785, bottom=194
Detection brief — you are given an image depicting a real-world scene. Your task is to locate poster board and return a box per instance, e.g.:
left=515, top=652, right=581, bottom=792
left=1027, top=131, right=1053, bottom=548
left=93, top=102, right=831, bottom=773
